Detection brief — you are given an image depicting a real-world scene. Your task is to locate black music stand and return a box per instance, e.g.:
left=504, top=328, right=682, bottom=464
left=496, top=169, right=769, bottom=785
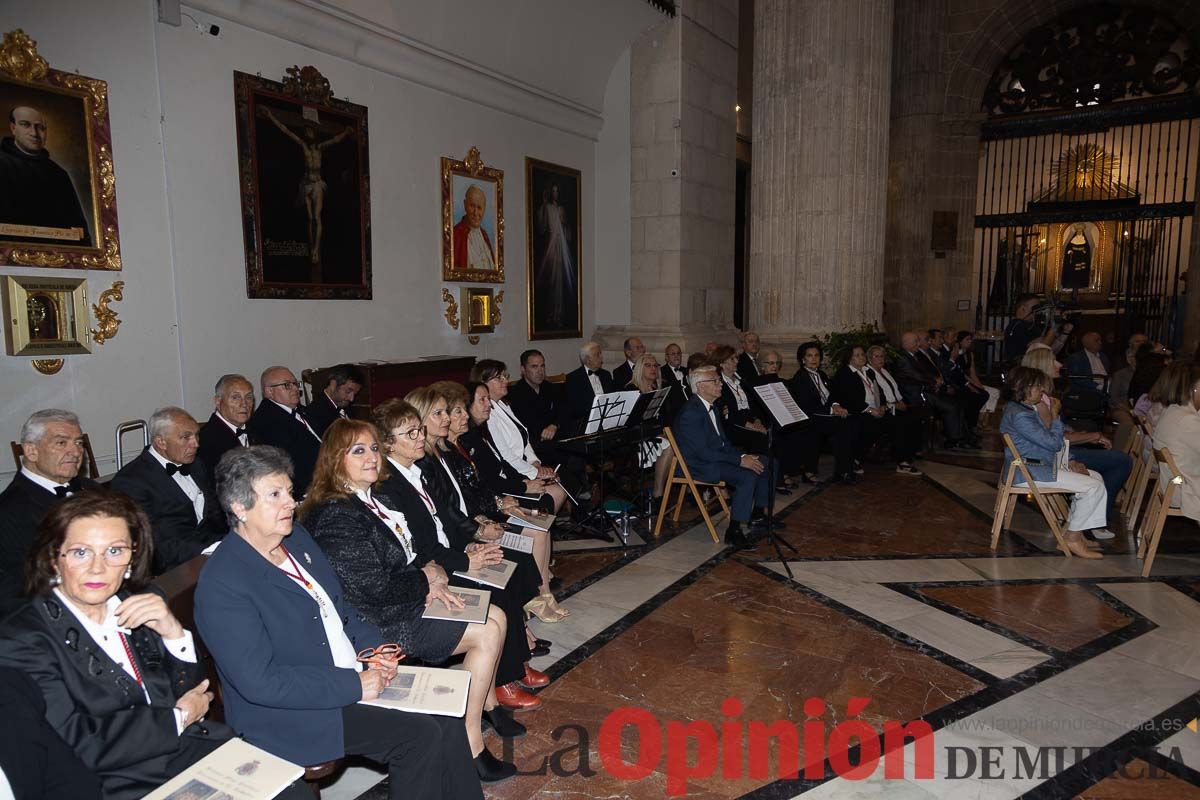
left=561, top=392, right=635, bottom=544
left=751, top=380, right=805, bottom=578
left=625, top=388, right=671, bottom=520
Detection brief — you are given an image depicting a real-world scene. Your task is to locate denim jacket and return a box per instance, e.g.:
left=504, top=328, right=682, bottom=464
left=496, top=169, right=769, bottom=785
left=999, top=401, right=1064, bottom=484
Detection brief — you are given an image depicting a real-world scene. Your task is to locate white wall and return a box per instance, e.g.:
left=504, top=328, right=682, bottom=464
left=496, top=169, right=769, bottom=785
left=0, top=0, right=657, bottom=482
left=594, top=46, right=633, bottom=326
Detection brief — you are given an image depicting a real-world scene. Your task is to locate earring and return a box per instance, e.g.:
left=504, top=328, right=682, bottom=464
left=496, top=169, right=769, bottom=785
left=123, top=568, right=132, bottom=580
left=49, top=573, right=62, bottom=586
left=238, top=516, right=247, bottom=523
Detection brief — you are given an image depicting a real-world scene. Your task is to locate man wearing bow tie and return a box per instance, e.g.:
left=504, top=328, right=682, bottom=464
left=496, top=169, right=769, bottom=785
left=0, top=409, right=102, bottom=614
left=659, top=342, right=690, bottom=421
left=249, top=365, right=322, bottom=496
left=198, top=373, right=258, bottom=485
left=112, top=407, right=224, bottom=573
left=564, top=341, right=615, bottom=435
left=307, top=363, right=364, bottom=437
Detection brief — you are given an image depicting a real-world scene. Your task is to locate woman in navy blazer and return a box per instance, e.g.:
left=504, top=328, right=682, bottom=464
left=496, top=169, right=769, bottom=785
left=998, top=368, right=1106, bottom=559
left=194, top=446, right=483, bottom=800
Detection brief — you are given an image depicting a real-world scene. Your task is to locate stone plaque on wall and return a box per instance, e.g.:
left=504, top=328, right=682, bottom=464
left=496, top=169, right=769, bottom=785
left=930, top=211, right=958, bottom=256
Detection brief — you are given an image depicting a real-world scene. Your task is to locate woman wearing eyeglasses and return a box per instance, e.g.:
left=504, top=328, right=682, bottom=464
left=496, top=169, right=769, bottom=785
left=299, top=421, right=518, bottom=783
left=0, top=491, right=263, bottom=800
left=195, top=445, right=484, bottom=798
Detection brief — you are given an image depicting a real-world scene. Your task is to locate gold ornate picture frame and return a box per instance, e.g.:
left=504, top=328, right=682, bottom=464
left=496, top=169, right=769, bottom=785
left=525, top=157, right=582, bottom=340
left=442, top=147, right=504, bottom=283
left=0, top=30, right=121, bottom=270
left=2, top=274, right=91, bottom=356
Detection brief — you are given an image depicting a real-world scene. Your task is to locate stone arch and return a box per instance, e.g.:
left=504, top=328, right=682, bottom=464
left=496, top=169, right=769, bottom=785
left=943, top=0, right=1200, bottom=118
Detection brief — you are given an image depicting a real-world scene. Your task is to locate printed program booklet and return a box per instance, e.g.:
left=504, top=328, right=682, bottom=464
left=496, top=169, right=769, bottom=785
left=498, top=530, right=536, bottom=552
left=453, top=558, right=516, bottom=590
left=421, top=586, right=491, bottom=624
left=143, top=738, right=302, bottom=800
left=360, top=665, right=471, bottom=718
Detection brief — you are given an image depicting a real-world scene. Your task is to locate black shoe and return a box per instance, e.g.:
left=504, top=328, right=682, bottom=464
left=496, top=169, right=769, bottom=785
left=800, top=472, right=824, bottom=485
left=534, top=637, right=551, bottom=649
left=774, top=485, right=793, bottom=496
left=482, top=706, right=527, bottom=738
left=529, top=641, right=551, bottom=657
left=725, top=524, right=750, bottom=549
left=475, top=747, right=518, bottom=782
left=549, top=577, right=563, bottom=592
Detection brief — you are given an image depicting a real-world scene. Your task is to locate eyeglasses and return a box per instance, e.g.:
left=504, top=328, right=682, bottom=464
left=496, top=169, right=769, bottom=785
left=487, top=373, right=510, bottom=382
left=268, top=380, right=301, bottom=390
left=59, top=545, right=134, bottom=568
left=696, top=378, right=720, bottom=386
left=385, top=426, right=427, bottom=443
left=356, top=643, right=402, bottom=666
left=762, top=360, right=781, bottom=366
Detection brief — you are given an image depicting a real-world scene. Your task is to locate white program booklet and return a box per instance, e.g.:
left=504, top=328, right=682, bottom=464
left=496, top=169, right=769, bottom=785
left=421, top=586, right=491, bottom=624
left=506, top=510, right=551, bottom=532
left=453, top=558, right=516, bottom=590
left=143, top=738, right=302, bottom=800
left=498, top=530, right=536, bottom=552
left=360, top=665, right=471, bottom=718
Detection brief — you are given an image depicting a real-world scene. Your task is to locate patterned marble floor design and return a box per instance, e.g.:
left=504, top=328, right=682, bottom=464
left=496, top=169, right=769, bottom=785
left=326, top=456, right=1200, bottom=800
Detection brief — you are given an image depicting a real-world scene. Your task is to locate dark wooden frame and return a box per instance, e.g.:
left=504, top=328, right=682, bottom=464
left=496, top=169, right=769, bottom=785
left=233, top=67, right=371, bottom=299
left=525, top=157, right=583, bottom=340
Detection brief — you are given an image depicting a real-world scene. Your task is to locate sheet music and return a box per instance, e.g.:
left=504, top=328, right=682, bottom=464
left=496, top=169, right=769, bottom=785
left=584, top=390, right=640, bottom=434
left=753, top=383, right=808, bottom=426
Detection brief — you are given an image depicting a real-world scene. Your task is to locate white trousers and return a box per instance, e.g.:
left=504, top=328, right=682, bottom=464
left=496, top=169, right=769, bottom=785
left=981, top=385, right=1001, bottom=413
left=1031, top=468, right=1108, bottom=531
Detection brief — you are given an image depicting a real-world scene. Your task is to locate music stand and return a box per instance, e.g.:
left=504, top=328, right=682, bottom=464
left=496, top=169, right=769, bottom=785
left=566, top=392, right=637, bottom=543
left=751, top=381, right=806, bottom=578
left=624, top=388, right=671, bottom=520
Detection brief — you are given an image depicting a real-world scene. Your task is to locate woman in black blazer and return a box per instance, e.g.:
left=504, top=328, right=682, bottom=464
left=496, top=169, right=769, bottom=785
left=0, top=491, right=238, bottom=800
left=299, top=419, right=519, bottom=781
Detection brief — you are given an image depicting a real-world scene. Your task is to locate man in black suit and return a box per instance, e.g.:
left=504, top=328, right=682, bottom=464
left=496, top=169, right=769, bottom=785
left=736, top=331, right=762, bottom=382
left=563, top=341, right=615, bottom=434
left=788, top=341, right=860, bottom=484
left=660, top=342, right=689, bottom=421
left=111, top=407, right=225, bottom=573
left=892, top=331, right=971, bottom=448
left=508, top=349, right=563, bottom=460
left=248, top=365, right=322, bottom=496
left=611, top=336, right=645, bottom=389
left=307, top=363, right=364, bottom=437
left=0, top=409, right=100, bottom=614
left=197, top=373, right=257, bottom=485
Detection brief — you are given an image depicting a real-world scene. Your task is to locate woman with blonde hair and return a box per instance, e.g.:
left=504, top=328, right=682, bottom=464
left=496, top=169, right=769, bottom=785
left=627, top=352, right=675, bottom=501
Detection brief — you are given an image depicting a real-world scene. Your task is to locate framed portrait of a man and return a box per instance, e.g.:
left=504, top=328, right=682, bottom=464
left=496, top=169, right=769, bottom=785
left=234, top=66, right=371, bottom=299
left=525, top=158, right=582, bottom=340
left=441, top=147, right=503, bottom=283
left=0, top=29, right=122, bottom=270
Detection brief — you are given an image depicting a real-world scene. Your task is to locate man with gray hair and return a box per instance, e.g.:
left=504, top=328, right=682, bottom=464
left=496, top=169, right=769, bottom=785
left=198, top=373, right=258, bottom=485
left=563, top=340, right=615, bottom=435
left=674, top=365, right=773, bottom=547
left=0, top=409, right=101, bottom=613
left=112, top=406, right=224, bottom=573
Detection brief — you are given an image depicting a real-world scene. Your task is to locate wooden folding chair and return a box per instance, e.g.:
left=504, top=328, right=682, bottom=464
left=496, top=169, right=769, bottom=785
left=1136, top=446, right=1189, bottom=577
left=1116, top=425, right=1142, bottom=517
left=10, top=433, right=100, bottom=480
left=1123, top=419, right=1155, bottom=530
left=991, top=433, right=1073, bottom=554
left=653, top=427, right=730, bottom=543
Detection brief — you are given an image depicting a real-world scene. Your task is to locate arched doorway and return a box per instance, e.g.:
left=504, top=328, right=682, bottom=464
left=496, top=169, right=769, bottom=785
left=973, top=4, right=1200, bottom=351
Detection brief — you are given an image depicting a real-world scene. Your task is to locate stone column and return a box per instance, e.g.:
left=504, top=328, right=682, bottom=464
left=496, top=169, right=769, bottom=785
left=748, top=0, right=893, bottom=352
left=595, top=0, right=740, bottom=362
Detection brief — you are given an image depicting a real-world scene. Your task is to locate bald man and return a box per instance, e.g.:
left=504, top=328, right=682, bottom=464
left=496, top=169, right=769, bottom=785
left=452, top=183, right=495, bottom=270
left=0, top=105, right=91, bottom=246
left=248, top=366, right=323, bottom=496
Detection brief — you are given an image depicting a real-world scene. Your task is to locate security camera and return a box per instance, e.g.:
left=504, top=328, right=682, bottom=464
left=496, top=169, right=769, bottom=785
left=669, top=168, right=680, bottom=178
left=208, top=24, right=220, bottom=36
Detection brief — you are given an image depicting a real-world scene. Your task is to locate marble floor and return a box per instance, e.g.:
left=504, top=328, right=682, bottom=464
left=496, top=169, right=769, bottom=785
left=327, top=447, right=1200, bottom=800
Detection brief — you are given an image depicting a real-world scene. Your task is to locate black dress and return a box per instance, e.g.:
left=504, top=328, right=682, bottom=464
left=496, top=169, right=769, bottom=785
left=304, top=495, right=466, bottom=663
left=380, top=463, right=534, bottom=687
left=0, top=589, right=233, bottom=800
